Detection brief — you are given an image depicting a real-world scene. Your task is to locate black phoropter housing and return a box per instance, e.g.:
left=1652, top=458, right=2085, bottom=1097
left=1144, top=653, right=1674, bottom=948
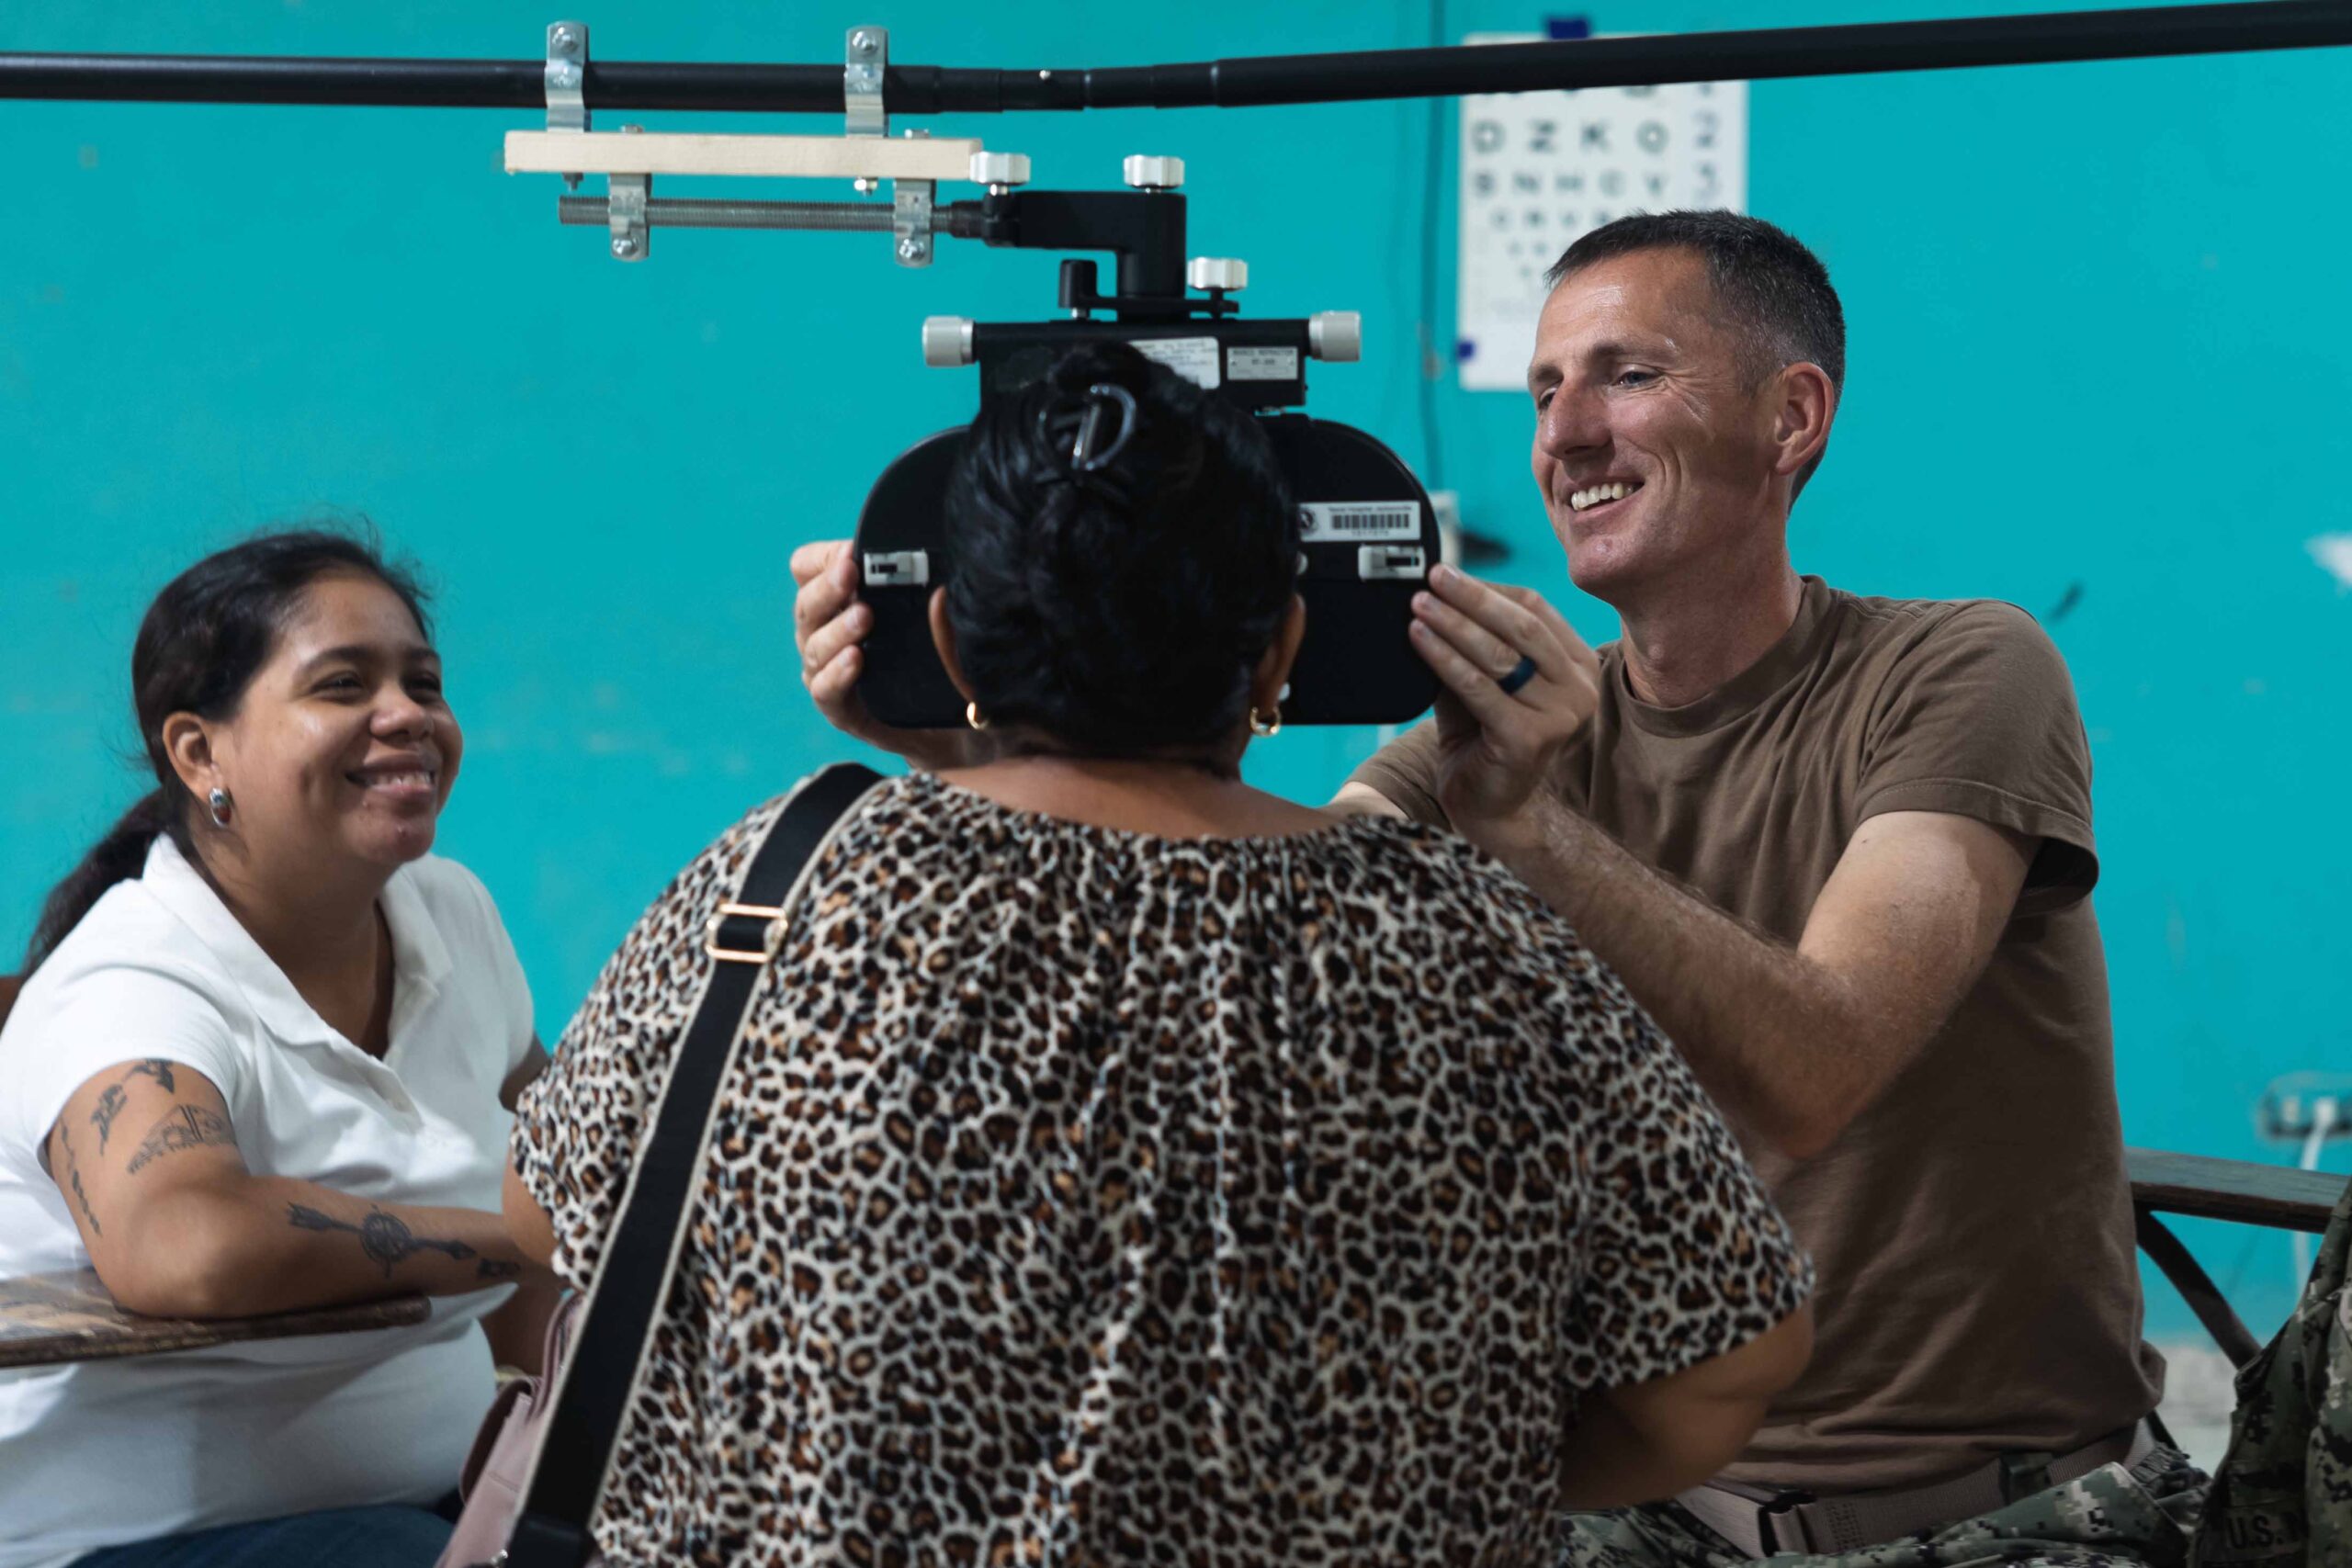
left=853, top=175, right=1440, bottom=729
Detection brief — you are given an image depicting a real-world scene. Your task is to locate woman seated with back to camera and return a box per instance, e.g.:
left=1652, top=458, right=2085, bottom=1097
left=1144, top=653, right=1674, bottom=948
left=504, top=343, right=1815, bottom=1566
left=0, top=531, right=554, bottom=1568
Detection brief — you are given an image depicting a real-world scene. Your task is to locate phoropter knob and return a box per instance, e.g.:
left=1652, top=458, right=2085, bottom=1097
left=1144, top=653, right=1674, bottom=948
left=1307, top=311, right=1362, bottom=363
left=1187, top=257, right=1248, bottom=292
left=967, top=152, right=1031, bottom=187
left=1122, top=154, right=1185, bottom=191
left=922, top=315, right=976, bottom=367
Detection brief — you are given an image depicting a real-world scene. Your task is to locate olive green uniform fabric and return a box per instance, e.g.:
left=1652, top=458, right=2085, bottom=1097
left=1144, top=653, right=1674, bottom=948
left=2189, top=1178, right=2352, bottom=1566
left=1350, top=577, right=2165, bottom=1495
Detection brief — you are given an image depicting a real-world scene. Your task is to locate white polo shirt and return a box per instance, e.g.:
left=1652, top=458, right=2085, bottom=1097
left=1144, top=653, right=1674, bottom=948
left=0, top=834, right=535, bottom=1568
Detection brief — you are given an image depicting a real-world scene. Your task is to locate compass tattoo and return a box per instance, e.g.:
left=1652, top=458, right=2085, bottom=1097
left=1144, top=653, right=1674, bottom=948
left=286, top=1203, right=479, bottom=1279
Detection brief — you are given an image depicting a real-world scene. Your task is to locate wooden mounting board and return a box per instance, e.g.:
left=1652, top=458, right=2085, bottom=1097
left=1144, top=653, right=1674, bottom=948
left=2127, top=1146, right=2348, bottom=1235
left=505, top=130, right=985, bottom=182
left=0, top=1267, right=429, bottom=1369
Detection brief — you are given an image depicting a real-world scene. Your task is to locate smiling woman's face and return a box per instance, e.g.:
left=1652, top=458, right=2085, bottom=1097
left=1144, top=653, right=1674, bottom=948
left=200, top=571, right=461, bottom=876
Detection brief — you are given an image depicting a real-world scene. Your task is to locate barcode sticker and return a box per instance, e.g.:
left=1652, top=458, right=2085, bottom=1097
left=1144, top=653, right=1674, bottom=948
left=1299, top=501, right=1422, bottom=543
left=1135, top=337, right=1222, bottom=389
left=1227, top=345, right=1300, bottom=381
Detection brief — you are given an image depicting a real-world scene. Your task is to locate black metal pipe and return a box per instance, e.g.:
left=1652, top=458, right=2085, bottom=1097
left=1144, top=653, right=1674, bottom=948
left=1118, top=0, right=2352, bottom=107
left=2, top=1, right=2347, bottom=114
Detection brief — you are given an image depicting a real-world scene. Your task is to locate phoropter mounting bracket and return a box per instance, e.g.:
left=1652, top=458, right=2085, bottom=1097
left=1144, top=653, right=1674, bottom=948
left=508, top=20, right=1035, bottom=267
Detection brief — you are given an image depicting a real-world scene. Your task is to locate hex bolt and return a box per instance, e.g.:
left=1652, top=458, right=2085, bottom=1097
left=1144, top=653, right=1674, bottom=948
left=850, top=28, right=879, bottom=56
left=550, top=25, right=581, bottom=55
left=898, top=236, right=925, bottom=261
left=612, top=235, right=639, bottom=257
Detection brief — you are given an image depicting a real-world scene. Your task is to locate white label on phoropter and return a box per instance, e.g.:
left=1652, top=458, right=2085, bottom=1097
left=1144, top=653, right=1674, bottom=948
left=1136, top=336, right=1222, bottom=389
left=1299, top=501, right=1422, bottom=542
left=1227, top=345, right=1300, bottom=381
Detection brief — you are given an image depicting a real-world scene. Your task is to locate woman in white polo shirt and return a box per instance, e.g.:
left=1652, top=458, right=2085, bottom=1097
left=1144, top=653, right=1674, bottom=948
left=0, top=531, right=550, bottom=1568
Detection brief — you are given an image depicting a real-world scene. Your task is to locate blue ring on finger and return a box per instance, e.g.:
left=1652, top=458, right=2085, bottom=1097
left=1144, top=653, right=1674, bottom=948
left=1498, top=654, right=1539, bottom=696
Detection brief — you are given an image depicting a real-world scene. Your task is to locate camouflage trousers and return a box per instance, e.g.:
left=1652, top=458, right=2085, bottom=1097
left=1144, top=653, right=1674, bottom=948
left=1557, top=1445, right=2208, bottom=1568
left=2190, top=1173, right=2352, bottom=1566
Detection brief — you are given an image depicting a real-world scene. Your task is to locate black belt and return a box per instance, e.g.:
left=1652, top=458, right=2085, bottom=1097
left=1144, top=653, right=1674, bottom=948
left=1674, top=1418, right=2162, bottom=1558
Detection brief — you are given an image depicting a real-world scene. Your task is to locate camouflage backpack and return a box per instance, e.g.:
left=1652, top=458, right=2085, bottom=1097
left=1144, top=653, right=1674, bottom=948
left=2189, top=1178, right=2352, bottom=1567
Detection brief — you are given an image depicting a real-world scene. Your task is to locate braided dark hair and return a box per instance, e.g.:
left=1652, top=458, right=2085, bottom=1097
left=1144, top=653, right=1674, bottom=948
left=942, top=342, right=1299, bottom=754
left=13, top=528, right=431, bottom=993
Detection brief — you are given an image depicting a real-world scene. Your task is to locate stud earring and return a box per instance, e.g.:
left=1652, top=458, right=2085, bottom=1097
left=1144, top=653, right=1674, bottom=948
left=966, top=702, right=990, bottom=731
left=1249, top=705, right=1283, bottom=739
left=207, top=787, right=232, bottom=829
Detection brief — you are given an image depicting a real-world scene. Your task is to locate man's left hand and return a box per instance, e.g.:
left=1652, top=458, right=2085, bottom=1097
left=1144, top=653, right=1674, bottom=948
left=1408, top=564, right=1602, bottom=837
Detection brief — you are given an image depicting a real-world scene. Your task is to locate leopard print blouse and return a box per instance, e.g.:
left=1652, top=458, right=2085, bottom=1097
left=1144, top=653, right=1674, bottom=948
left=514, top=770, right=1809, bottom=1567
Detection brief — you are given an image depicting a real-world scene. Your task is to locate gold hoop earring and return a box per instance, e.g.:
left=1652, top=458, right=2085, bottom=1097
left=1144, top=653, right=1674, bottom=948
left=966, top=701, right=990, bottom=731
left=1249, top=705, right=1283, bottom=739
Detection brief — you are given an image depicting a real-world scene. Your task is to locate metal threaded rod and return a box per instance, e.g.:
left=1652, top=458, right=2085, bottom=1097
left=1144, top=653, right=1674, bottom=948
left=559, top=197, right=989, bottom=236
left=4, top=2, right=2351, bottom=111
left=560, top=196, right=889, bottom=231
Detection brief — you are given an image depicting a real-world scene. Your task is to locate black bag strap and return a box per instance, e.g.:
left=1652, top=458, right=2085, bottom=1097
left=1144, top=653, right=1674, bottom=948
left=502, top=761, right=885, bottom=1567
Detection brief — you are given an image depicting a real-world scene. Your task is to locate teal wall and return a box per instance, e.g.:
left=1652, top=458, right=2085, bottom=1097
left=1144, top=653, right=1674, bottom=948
left=4, top=2, right=2346, bottom=1337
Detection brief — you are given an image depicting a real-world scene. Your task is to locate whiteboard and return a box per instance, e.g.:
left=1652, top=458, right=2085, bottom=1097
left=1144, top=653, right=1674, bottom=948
left=1456, top=36, right=1747, bottom=391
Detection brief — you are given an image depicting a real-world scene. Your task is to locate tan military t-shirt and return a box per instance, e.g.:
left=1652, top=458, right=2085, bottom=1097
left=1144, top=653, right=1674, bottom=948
left=1350, top=575, right=2165, bottom=1493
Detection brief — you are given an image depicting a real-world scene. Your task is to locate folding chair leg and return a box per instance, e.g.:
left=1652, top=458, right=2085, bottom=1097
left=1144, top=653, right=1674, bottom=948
left=2134, top=1208, right=2264, bottom=1369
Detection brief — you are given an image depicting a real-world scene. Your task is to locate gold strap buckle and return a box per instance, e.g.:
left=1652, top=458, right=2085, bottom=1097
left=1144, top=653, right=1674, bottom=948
left=703, top=901, right=789, bottom=964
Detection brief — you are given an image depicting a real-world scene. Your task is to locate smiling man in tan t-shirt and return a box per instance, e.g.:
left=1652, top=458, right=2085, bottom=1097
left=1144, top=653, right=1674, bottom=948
left=1337, top=212, right=2194, bottom=1565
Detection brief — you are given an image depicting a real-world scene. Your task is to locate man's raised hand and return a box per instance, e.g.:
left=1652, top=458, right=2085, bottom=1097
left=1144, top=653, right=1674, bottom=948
left=1407, top=564, right=1602, bottom=836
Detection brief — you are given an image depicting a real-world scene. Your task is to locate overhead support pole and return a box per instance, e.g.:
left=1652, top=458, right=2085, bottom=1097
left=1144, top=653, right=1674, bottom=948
left=3, top=2, right=2351, bottom=113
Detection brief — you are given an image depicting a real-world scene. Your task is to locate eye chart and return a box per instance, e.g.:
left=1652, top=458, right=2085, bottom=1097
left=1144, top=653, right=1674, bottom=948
left=1456, top=35, right=1747, bottom=391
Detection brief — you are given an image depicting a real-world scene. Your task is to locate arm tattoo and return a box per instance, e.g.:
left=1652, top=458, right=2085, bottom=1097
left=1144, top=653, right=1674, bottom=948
left=70, top=1168, right=100, bottom=1236
left=125, top=1105, right=236, bottom=1175
left=90, top=1086, right=127, bottom=1153
left=88, top=1061, right=180, bottom=1156
left=476, top=1258, right=523, bottom=1280
left=127, top=1059, right=177, bottom=1093
left=56, top=1126, right=101, bottom=1237
left=286, top=1203, right=480, bottom=1279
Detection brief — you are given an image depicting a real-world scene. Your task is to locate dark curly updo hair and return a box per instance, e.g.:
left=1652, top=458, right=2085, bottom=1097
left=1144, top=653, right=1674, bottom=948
left=942, top=342, right=1299, bottom=755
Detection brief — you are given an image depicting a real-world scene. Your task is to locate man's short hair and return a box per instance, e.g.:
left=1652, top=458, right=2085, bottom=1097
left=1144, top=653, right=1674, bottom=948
left=1544, top=211, right=1845, bottom=495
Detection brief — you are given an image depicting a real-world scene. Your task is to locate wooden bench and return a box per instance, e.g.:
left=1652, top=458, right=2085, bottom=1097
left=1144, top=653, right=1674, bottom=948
left=0, top=1268, right=428, bottom=1370
left=2126, top=1145, right=2348, bottom=1368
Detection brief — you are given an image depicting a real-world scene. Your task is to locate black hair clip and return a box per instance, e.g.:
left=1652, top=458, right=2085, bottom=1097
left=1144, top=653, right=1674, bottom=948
left=1036, top=382, right=1140, bottom=497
